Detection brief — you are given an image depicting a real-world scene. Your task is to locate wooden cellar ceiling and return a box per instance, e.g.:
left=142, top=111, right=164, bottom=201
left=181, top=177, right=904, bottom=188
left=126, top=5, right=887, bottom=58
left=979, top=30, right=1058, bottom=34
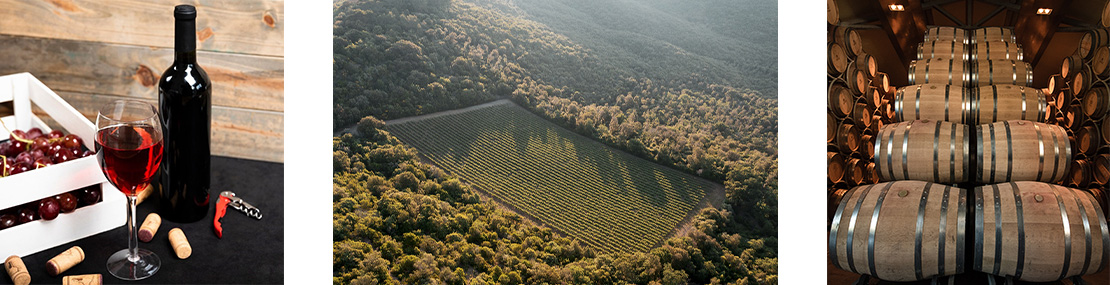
left=835, top=0, right=1110, bottom=87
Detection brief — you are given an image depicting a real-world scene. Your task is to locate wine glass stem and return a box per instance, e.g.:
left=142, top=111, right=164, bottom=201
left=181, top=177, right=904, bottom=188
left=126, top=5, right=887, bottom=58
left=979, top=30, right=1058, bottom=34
left=127, top=195, right=139, bottom=263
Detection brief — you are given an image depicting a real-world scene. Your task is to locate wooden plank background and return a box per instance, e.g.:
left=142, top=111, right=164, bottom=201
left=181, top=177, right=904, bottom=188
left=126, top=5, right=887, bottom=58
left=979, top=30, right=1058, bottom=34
left=0, top=0, right=284, bottom=163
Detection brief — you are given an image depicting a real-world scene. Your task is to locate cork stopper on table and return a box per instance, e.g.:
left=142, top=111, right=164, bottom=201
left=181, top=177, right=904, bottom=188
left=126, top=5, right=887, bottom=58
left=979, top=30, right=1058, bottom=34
left=169, top=228, right=192, bottom=259
left=139, top=213, right=162, bottom=242
left=46, top=246, right=85, bottom=276
left=62, top=274, right=102, bottom=285
left=4, top=255, right=30, bottom=285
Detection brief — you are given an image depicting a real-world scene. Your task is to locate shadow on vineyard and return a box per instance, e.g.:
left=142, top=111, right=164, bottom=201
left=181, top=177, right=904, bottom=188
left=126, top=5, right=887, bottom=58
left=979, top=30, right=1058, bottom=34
left=387, top=102, right=721, bottom=254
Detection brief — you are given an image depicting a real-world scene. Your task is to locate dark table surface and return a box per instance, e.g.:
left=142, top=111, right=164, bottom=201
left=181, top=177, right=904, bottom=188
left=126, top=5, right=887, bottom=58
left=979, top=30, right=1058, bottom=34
left=1, top=156, right=283, bottom=284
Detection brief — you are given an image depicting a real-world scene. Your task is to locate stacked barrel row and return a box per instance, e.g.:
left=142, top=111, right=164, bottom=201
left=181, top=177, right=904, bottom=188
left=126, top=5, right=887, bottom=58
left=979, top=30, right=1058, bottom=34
left=827, top=24, right=896, bottom=222
left=829, top=26, right=1110, bottom=283
left=1039, top=28, right=1110, bottom=214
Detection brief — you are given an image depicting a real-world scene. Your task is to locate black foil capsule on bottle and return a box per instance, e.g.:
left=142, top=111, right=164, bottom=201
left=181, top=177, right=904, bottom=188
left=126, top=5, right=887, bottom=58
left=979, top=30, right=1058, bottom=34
left=157, top=4, right=211, bottom=223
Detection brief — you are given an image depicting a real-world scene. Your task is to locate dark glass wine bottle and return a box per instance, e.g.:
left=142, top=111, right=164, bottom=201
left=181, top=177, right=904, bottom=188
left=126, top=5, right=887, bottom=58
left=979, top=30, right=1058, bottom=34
left=157, top=4, right=211, bottom=223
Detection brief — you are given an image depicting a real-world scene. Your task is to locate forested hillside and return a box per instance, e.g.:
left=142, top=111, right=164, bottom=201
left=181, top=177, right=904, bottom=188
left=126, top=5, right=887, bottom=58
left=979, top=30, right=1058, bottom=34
left=334, top=129, right=777, bottom=284
left=333, top=0, right=779, bottom=283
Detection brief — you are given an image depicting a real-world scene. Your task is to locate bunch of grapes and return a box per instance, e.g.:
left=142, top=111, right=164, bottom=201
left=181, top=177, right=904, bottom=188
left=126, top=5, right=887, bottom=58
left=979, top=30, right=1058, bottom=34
left=0, top=185, right=102, bottom=229
left=0, top=127, right=94, bottom=177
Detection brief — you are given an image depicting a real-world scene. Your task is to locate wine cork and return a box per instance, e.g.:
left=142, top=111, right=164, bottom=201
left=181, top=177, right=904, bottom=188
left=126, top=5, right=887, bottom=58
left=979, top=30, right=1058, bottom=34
left=4, top=255, right=30, bottom=285
left=169, top=228, right=192, bottom=259
left=139, top=213, right=161, bottom=242
left=62, top=274, right=102, bottom=285
left=136, top=185, right=153, bottom=205
left=46, top=246, right=84, bottom=276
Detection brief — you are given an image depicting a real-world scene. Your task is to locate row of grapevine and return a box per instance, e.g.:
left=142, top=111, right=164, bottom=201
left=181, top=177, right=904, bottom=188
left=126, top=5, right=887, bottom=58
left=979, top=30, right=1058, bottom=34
left=387, top=102, right=717, bottom=253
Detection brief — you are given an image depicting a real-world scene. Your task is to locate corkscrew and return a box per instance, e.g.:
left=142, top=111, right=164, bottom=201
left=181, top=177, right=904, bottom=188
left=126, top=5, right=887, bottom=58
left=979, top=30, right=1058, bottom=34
left=213, top=191, right=262, bottom=238
left=220, top=191, right=263, bottom=220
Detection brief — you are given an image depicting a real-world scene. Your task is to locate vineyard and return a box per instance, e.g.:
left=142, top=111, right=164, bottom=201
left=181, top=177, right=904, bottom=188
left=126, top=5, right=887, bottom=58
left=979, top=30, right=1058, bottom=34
left=387, top=102, right=721, bottom=253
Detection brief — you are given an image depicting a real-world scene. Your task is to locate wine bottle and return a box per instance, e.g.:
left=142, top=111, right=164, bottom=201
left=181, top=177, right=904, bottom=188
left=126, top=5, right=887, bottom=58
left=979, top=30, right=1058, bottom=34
left=157, top=4, right=211, bottom=223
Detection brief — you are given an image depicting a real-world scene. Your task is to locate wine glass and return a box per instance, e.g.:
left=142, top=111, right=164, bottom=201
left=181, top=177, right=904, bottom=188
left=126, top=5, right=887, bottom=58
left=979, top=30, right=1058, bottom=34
left=95, top=100, right=163, bottom=280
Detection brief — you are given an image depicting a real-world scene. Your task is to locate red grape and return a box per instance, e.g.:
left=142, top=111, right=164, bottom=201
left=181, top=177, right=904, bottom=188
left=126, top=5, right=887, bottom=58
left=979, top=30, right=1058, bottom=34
left=0, top=141, right=10, bottom=156
left=10, top=130, right=26, bottom=141
left=62, top=134, right=82, bottom=149
left=0, top=214, right=14, bottom=229
left=14, top=152, right=32, bottom=166
left=80, top=186, right=102, bottom=206
left=31, top=137, right=50, bottom=151
left=26, top=128, right=42, bottom=140
left=56, top=193, right=77, bottom=213
left=80, top=150, right=94, bottom=158
left=34, top=157, right=52, bottom=169
left=9, top=139, right=27, bottom=154
left=52, top=150, right=74, bottom=164
left=47, top=130, right=64, bottom=139
left=9, top=164, right=29, bottom=175
left=38, top=198, right=60, bottom=220
left=16, top=207, right=35, bottom=223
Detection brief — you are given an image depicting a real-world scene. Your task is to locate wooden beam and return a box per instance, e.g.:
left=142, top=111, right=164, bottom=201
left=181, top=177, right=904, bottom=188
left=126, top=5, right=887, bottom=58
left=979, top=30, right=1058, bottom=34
left=978, top=0, right=1021, bottom=10
left=923, top=0, right=962, bottom=9
left=976, top=6, right=1007, bottom=26
left=968, top=0, right=974, bottom=27
left=935, top=6, right=967, bottom=26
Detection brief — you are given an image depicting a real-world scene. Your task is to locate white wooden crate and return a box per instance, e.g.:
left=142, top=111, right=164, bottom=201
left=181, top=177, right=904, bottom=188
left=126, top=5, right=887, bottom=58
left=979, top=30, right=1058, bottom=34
left=0, top=73, right=125, bottom=259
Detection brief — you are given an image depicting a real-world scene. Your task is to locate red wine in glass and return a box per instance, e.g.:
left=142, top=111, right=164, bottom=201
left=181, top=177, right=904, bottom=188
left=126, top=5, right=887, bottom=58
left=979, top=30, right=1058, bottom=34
left=96, top=99, right=163, bottom=281
left=96, top=125, right=163, bottom=195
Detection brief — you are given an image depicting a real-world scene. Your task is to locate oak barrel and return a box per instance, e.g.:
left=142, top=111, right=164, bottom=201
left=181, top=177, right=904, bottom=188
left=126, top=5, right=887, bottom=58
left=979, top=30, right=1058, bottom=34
left=857, top=53, right=879, bottom=79
left=834, top=26, right=863, bottom=60
left=918, top=39, right=968, bottom=60
left=970, top=60, right=1032, bottom=87
left=852, top=102, right=874, bottom=130
left=1104, top=2, right=1110, bottom=28
left=1063, top=53, right=1084, bottom=80
left=875, top=120, right=970, bottom=184
left=969, top=27, right=1015, bottom=44
left=1093, top=46, right=1110, bottom=78
left=1082, top=83, right=1110, bottom=119
left=846, top=158, right=866, bottom=186
left=866, top=162, right=879, bottom=184
left=1071, top=158, right=1092, bottom=188
left=829, top=188, right=849, bottom=224
left=971, top=85, right=1048, bottom=124
left=1092, top=154, right=1110, bottom=185
left=976, top=120, right=1071, bottom=184
left=971, top=41, right=1023, bottom=61
left=909, top=58, right=969, bottom=86
left=1073, top=65, right=1093, bottom=98
left=829, top=42, right=849, bottom=76
left=894, top=84, right=971, bottom=123
left=973, top=182, right=1109, bottom=282
left=838, top=120, right=862, bottom=153
left=829, top=82, right=854, bottom=118
left=871, top=72, right=890, bottom=94
left=925, top=26, right=968, bottom=43
left=846, top=63, right=865, bottom=94
left=894, top=84, right=1045, bottom=124
left=1067, top=103, right=1086, bottom=131
left=1077, top=123, right=1101, bottom=156
left=828, top=111, right=837, bottom=143
left=1081, top=29, right=1110, bottom=60
left=829, top=152, right=847, bottom=185
left=829, top=181, right=967, bottom=281
left=1048, top=74, right=1067, bottom=96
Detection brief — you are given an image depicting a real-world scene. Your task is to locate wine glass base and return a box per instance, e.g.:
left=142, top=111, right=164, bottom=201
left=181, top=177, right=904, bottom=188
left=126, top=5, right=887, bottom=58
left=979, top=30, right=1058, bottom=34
left=106, top=248, right=160, bottom=281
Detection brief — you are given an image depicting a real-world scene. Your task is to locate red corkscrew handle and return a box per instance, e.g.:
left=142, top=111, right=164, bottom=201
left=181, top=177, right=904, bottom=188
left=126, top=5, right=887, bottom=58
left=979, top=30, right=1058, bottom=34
left=214, top=196, right=230, bottom=238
